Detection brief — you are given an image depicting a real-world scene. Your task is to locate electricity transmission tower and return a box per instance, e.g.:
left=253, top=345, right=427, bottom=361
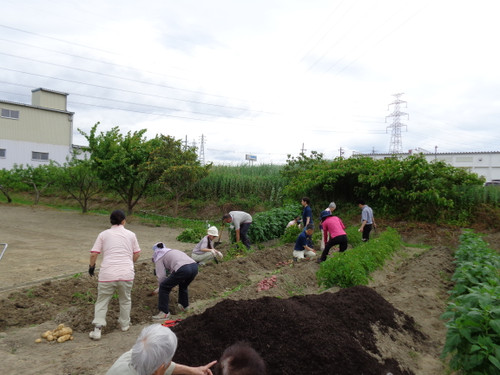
left=199, top=134, right=206, bottom=165
left=385, top=93, right=409, bottom=154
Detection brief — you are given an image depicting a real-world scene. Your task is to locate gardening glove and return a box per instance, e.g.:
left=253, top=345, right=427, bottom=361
left=210, top=249, right=216, bottom=256
left=88, top=264, right=96, bottom=277
left=216, top=251, right=223, bottom=258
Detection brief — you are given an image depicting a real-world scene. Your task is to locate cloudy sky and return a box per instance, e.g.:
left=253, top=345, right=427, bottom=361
left=1, top=0, right=499, bottom=164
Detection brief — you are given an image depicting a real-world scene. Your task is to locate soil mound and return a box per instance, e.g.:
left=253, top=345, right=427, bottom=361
left=172, top=285, right=424, bottom=375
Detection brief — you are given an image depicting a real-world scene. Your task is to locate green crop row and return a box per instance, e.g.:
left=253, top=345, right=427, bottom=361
left=441, top=231, right=500, bottom=374
left=316, top=227, right=401, bottom=288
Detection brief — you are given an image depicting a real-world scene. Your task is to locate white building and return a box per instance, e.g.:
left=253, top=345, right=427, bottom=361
left=353, top=150, right=500, bottom=182
left=0, top=88, right=75, bottom=170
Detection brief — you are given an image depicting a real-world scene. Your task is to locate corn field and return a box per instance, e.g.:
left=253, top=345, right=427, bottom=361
left=190, top=164, right=285, bottom=204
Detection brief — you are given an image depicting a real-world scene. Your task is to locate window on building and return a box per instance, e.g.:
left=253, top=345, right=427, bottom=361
left=1, top=109, right=20, bottom=119
left=0, top=148, right=5, bottom=158
left=32, top=151, right=49, bottom=161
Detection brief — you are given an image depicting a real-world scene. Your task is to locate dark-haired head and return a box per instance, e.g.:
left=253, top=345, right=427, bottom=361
left=219, top=342, right=266, bottom=375
left=357, top=199, right=366, bottom=205
left=110, top=210, right=126, bottom=225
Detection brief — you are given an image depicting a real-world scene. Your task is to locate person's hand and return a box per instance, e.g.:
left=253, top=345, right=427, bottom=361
left=210, top=249, right=216, bottom=256
left=216, top=251, right=223, bottom=258
left=196, top=360, right=217, bottom=374
left=358, top=228, right=362, bottom=232
left=88, top=264, right=95, bottom=276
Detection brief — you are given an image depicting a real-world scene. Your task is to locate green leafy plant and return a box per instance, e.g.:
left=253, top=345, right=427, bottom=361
left=316, top=227, right=401, bottom=288
left=440, top=231, right=500, bottom=374
left=177, top=227, right=207, bottom=243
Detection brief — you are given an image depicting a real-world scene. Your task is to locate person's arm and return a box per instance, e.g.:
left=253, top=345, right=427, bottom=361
left=133, top=251, right=140, bottom=262
left=171, top=361, right=217, bottom=374
left=304, top=244, right=315, bottom=252
left=358, top=220, right=367, bottom=232
left=235, top=228, right=241, bottom=243
left=155, top=259, right=167, bottom=284
left=89, top=252, right=98, bottom=267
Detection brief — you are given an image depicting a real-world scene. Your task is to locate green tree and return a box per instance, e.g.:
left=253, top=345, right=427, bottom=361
left=0, top=169, right=14, bottom=203
left=79, top=123, right=159, bottom=215
left=146, top=135, right=211, bottom=216
left=12, top=163, right=58, bottom=205
left=56, top=157, right=102, bottom=213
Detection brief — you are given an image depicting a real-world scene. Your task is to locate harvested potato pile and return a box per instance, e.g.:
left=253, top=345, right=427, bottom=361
left=36, top=323, right=74, bottom=343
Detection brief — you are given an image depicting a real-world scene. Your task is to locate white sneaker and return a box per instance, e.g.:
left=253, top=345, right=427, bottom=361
left=152, top=311, right=170, bottom=320
left=178, top=303, right=191, bottom=312
left=121, top=325, right=130, bottom=332
left=89, top=326, right=102, bottom=340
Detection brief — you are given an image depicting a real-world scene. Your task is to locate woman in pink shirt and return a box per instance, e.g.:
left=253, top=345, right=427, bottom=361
left=317, top=202, right=348, bottom=263
left=88, top=209, right=141, bottom=340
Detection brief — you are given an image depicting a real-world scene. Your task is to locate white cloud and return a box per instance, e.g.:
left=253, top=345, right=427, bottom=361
left=1, top=0, right=499, bottom=165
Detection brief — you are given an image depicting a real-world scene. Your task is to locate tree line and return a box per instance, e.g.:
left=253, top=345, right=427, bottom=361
left=1, top=123, right=497, bottom=226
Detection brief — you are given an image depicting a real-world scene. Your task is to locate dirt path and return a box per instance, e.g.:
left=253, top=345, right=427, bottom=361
left=0, top=204, right=461, bottom=374
left=0, top=204, right=192, bottom=295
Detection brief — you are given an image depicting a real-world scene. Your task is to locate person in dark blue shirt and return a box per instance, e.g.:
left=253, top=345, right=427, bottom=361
left=293, top=224, right=317, bottom=261
left=301, top=197, right=313, bottom=228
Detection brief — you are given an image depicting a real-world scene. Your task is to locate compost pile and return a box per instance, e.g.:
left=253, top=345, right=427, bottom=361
left=172, top=285, right=423, bottom=375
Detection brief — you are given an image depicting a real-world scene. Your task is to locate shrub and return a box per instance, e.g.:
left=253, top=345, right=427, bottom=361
left=245, top=204, right=301, bottom=244
left=176, top=227, right=206, bottom=243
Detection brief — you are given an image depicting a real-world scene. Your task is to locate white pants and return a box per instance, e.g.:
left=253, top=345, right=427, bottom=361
left=191, top=251, right=215, bottom=264
left=93, top=280, right=133, bottom=328
left=293, top=250, right=316, bottom=259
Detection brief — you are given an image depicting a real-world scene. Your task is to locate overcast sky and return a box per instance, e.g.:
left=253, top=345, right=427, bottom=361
left=1, top=0, right=499, bottom=164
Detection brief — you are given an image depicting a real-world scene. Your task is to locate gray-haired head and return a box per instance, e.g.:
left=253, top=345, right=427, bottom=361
left=131, top=324, right=178, bottom=375
left=328, top=202, right=336, bottom=211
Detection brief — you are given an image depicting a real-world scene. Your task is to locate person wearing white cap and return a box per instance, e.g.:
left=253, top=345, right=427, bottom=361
left=191, top=226, right=223, bottom=265
left=106, top=324, right=216, bottom=375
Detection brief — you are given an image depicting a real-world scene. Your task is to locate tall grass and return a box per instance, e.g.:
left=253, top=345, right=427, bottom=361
left=190, top=164, right=285, bottom=206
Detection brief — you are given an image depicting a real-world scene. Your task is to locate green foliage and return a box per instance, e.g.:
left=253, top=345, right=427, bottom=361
left=441, top=231, right=500, bottom=374
left=316, top=227, right=402, bottom=288
left=176, top=227, right=207, bottom=243
left=223, top=242, right=252, bottom=261
left=11, top=163, right=60, bottom=204
left=345, top=225, right=363, bottom=248
left=79, top=123, right=158, bottom=214
left=56, top=157, right=102, bottom=213
left=281, top=224, right=302, bottom=244
left=146, top=135, right=211, bottom=216
left=191, top=164, right=285, bottom=207
left=247, top=204, right=302, bottom=243
left=282, top=154, right=485, bottom=224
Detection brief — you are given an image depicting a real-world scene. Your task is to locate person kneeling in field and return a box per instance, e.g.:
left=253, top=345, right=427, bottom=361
left=191, top=226, right=223, bottom=266
left=293, top=223, right=316, bottom=261
left=106, top=324, right=216, bottom=375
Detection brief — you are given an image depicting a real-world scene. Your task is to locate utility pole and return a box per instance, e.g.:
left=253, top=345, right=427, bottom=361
left=183, top=135, right=188, bottom=151
left=339, top=147, right=344, bottom=158
left=385, top=93, right=409, bottom=154
left=199, top=134, right=206, bottom=165
left=301, top=143, right=307, bottom=154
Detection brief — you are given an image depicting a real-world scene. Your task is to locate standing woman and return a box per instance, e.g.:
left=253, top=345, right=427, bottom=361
left=191, top=226, right=223, bottom=265
left=152, top=243, right=199, bottom=320
left=88, top=209, right=141, bottom=340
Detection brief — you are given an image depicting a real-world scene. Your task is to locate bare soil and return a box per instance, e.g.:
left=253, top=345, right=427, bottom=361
left=0, top=204, right=498, bottom=374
